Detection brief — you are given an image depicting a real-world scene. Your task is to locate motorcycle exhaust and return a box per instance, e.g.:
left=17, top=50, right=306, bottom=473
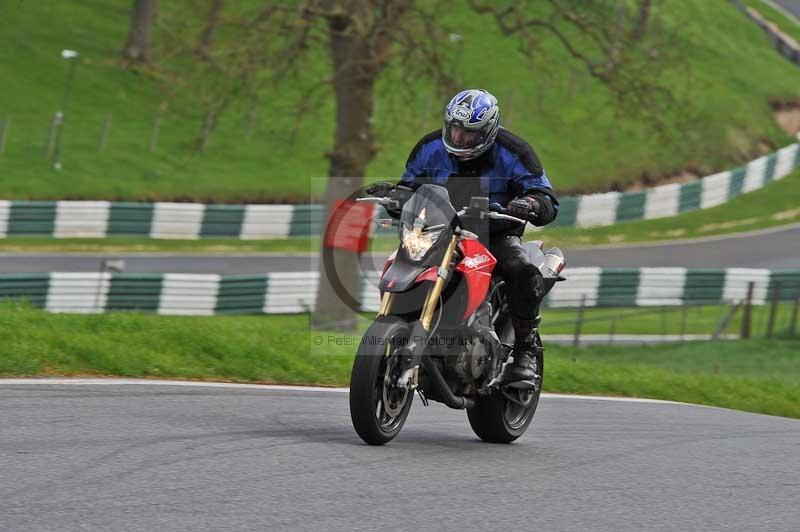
left=422, top=356, right=476, bottom=410
left=542, top=247, right=566, bottom=278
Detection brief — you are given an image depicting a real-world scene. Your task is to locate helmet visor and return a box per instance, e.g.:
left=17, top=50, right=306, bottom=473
left=443, top=124, right=485, bottom=150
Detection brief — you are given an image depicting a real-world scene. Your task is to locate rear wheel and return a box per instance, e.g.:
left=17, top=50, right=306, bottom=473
left=467, top=316, right=543, bottom=443
left=349, top=317, right=414, bottom=445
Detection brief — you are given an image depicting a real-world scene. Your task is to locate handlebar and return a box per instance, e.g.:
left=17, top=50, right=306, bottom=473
left=358, top=191, right=535, bottom=226
left=487, top=211, right=527, bottom=224
left=458, top=203, right=533, bottom=225
left=356, top=196, right=401, bottom=212
left=356, top=196, right=391, bottom=203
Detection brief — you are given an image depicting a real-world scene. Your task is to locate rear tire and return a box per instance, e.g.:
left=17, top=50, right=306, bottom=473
left=349, top=317, right=414, bottom=445
left=467, top=328, right=543, bottom=443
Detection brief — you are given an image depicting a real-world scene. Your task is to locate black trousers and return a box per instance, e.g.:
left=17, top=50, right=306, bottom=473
left=487, top=234, right=545, bottom=322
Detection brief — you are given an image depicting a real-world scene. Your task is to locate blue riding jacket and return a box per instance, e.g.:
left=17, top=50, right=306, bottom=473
left=398, top=129, right=559, bottom=221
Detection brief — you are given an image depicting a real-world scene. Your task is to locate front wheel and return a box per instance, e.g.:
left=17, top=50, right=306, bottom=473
left=467, top=334, right=543, bottom=443
left=349, top=317, right=414, bottom=445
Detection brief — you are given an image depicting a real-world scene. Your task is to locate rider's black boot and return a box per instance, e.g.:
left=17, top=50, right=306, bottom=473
left=501, top=316, right=541, bottom=388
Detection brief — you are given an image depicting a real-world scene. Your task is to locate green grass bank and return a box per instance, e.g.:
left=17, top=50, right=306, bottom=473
left=2, top=1, right=800, bottom=201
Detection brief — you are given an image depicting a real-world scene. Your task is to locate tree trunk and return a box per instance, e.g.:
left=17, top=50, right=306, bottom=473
left=311, top=11, right=380, bottom=330
left=122, top=0, right=157, bottom=64
left=310, top=1, right=413, bottom=330
left=633, top=0, right=652, bottom=40
left=196, top=0, right=225, bottom=59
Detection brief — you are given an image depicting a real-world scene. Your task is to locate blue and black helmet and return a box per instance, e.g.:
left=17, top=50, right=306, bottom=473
left=442, top=88, right=500, bottom=160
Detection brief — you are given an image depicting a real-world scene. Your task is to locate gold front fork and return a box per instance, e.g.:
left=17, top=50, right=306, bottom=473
left=420, top=235, right=459, bottom=331
left=377, top=292, right=394, bottom=316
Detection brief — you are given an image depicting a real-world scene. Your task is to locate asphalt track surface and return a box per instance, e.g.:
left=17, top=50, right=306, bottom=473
left=0, top=380, right=798, bottom=532
left=1, top=223, right=799, bottom=274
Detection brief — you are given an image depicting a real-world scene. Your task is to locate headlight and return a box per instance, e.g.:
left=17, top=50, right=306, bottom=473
left=401, top=226, right=443, bottom=261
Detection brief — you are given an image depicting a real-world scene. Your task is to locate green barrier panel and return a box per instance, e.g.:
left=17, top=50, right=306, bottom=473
left=7, top=202, right=57, bottom=235
left=106, top=274, right=163, bottom=311
left=289, top=204, right=323, bottom=236
left=0, top=273, right=50, bottom=308
left=107, top=202, right=155, bottom=237
left=615, top=191, right=646, bottom=223
left=684, top=270, right=726, bottom=304
left=551, top=195, right=578, bottom=227
left=764, top=153, right=777, bottom=184
left=727, top=166, right=746, bottom=199
left=597, top=269, right=640, bottom=307
left=794, top=143, right=800, bottom=169
left=678, top=180, right=701, bottom=213
left=767, top=272, right=800, bottom=301
left=215, top=275, right=268, bottom=314
left=200, top=205, right=246, bottom=238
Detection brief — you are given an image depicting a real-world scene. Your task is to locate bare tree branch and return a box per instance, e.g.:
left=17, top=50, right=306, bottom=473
left=467, top=0, right=659, bottom=80
left=195, top=0, right=225, bottom=60
left=135, top=0, right=679, bottom=328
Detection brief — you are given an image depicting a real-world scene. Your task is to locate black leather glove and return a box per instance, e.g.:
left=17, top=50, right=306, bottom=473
left=506, top=196, right=540, bottom=220
left=365, top=181, right=395, bottom=197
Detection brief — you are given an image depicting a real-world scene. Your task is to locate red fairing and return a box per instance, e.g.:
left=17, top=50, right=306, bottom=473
left=379, top=250, right=397, bottom=298
left=456, top=239, right=497, bottom=321
left=415, top=267, right=439, bottom=283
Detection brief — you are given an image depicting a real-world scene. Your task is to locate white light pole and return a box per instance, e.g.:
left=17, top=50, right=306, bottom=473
left=449, top=34, right=464, bottom=85
left=95, top=259, right=126, bottom=312
left=52, top=49, right=80, bottom=170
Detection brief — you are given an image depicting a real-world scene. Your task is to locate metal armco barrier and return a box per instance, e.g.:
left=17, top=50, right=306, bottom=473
left=0, top=268, right=798, bottom=316
left=0, top=202, right=321, bottom=239
left=1, top=143, right=798, bottom=239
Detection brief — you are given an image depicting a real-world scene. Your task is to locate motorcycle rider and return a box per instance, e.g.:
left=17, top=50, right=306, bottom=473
left=367, top=88, right=559, bottom=387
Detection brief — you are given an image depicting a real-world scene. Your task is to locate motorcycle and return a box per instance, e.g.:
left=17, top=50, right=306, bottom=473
left=349, top=184, right=566, bottom=445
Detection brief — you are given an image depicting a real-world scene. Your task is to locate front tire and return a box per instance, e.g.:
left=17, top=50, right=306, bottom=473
left=349, top=317, right=414, bottom=445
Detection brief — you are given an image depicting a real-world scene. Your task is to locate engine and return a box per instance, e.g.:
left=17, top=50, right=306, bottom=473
left=453, top=337, right=489, bottom=382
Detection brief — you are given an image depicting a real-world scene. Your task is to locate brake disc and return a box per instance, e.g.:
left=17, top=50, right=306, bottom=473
left=382, top=355, right=409, bottom=418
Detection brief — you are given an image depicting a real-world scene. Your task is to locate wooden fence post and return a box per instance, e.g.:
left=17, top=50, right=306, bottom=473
left=713, top=301, right=741, bottom=340
left=150, top=103, right=166, bottom=152
left=197, top=110, right=215, bottom=152
left=98, top=113, right=112, bottom=152
left=0, top=115, right=9, bottom=154
left=46, top=112, right=62, bottom=161
left=741, top=281, right=754, bottom=340
left=766, top=281, right=781, bottom=339
left=789, top=289, right=800, bottom=338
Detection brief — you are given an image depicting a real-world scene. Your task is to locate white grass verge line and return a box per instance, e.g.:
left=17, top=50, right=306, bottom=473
left=546, top=334, right=722, bottom=343
left=568, top=221, right=800, bottom=251
left=0, top=378, right=701, bottom=406
left=761, top=0, right=800, bottom=25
